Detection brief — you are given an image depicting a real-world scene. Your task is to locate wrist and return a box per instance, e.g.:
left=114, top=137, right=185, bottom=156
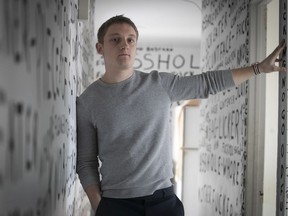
left=252, top=62, right=261, bottom=75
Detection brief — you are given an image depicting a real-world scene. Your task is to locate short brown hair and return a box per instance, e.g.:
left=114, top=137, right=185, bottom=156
left=97, top=15, right=139, bottom=44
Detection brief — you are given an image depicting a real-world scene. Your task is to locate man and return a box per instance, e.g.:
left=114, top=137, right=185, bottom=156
left=76, top=15, right=286, bottom=216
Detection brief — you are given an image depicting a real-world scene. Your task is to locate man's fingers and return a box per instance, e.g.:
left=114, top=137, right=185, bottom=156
left=261, top=40, right=285, bottom=64
left=270, top=39, right=286, bottom=59
left=276, top=39, right=286, bottom=53
left=275, top=66, right=287, bottom=72
left=275, top=58, right=286, bottom=62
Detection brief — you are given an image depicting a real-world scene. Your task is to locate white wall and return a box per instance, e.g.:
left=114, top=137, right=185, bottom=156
left=182, top=106, right=201, bottom=216
left=263, top=0, right=279, bottom=215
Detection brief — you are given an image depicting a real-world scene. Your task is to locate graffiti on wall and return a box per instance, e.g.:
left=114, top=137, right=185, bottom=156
left=277, top=0, right=287, bottom=215
left=0, top=0, right=94, bottom=215
left=198, top=0, right=250, bottom=215
left=94, top=45, right=201, bottom=79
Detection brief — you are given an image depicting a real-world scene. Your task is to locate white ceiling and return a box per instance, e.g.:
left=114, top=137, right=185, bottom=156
left=93, top=0, right=202, bottom=47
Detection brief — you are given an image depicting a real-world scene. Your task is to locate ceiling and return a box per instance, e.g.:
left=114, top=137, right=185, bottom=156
left=93, top=0, right=202, bottom=47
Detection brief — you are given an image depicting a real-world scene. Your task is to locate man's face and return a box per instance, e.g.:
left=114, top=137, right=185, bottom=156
left=97, top=23, right=137, bottom=71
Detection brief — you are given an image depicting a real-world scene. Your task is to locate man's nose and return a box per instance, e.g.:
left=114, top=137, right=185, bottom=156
left=120, top=39, right=129, bottom=49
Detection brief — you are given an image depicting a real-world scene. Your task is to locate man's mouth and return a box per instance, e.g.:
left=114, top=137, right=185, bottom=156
left=118, top=53, right=129, bottom=57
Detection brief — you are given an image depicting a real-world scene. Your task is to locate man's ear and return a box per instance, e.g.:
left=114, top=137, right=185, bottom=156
left=96, top=42, right=103, bottom=54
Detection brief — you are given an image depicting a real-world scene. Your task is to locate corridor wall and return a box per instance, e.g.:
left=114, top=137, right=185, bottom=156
left=277, top=0, right=287, bottom=215
left=198, top=0, right=250, bottom=215
left=0, top=0, right=96, bottom=215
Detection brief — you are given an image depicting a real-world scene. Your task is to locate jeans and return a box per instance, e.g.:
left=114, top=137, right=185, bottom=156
left=95, top=186, right=185, bottom=216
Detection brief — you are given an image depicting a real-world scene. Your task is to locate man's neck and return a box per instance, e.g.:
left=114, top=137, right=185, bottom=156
left=101, top=68, right=134, bottom=84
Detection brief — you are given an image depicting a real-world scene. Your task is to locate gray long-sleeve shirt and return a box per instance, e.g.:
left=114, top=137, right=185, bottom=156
left=76, top=70, right=235, bottom=198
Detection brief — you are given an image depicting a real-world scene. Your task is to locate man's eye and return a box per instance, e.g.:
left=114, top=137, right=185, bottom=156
left=128, top=38, right=135, bottom=43
left=111, top=38, right=120, bottom=43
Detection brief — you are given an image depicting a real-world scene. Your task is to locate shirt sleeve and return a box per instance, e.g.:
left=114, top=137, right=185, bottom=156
left=159, top=70, right=235, bottom=102
left=76, top=96, right=101, bottom=189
